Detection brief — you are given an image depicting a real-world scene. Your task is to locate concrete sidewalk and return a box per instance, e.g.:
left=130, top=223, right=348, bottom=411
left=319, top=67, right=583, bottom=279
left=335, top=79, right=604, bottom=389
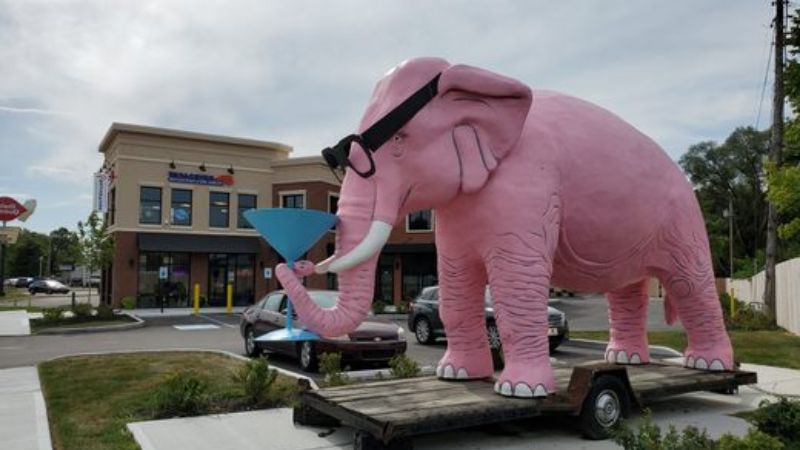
left=127, top=361, right=798, bottom=450
left=130, top=307, right=248, bottom=317
left=0, top=310, right=30, bottom=336
left=0, top=367, right=52, bottom=450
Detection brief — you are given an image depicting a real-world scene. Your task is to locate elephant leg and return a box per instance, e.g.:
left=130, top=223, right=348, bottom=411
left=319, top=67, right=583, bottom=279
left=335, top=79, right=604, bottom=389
left=605, top=279, right=650, bottom=365
left=653, top=212, right=733, bottom=371
left=487, top=196, right=560, bottom=398
left=436, top=252, right=493, bottom=380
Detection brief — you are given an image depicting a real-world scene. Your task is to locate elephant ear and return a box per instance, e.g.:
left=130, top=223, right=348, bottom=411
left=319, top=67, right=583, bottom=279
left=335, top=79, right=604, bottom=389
left=439, top=64, right=532, bottom=194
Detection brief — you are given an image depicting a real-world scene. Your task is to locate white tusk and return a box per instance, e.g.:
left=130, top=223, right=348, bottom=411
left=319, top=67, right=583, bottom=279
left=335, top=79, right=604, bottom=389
left=314, top=255, right=337, bottom=274
left=317, top=221, right=392, bottom=274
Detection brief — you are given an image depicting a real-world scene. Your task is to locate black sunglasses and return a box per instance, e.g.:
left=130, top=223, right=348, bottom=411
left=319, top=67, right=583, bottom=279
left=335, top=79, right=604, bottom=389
left=322, top=73, right=441, bottom=179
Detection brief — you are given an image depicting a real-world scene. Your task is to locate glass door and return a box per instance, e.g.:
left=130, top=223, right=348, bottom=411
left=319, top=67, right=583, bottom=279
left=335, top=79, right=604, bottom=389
left=208, top=253, right=255, bottom=306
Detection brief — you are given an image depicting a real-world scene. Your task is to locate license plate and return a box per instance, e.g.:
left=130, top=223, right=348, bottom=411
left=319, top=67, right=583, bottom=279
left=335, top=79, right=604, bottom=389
left=548, top=327, right=559, bottom=336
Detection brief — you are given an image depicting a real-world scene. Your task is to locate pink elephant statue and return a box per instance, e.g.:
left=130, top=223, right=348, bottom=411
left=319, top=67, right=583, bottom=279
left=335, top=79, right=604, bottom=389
left=276, top=57, right=733, bottom=398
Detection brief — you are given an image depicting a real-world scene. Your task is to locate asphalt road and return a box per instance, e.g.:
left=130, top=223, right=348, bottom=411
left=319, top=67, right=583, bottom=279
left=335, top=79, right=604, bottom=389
left=0, top=287, right=100, bottom=308
left=0, top=305, right=682, bottom=379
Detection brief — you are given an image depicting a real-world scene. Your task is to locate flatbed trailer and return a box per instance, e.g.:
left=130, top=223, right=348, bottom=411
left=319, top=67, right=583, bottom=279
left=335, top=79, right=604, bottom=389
left=294, top=361, right=757, bottom=450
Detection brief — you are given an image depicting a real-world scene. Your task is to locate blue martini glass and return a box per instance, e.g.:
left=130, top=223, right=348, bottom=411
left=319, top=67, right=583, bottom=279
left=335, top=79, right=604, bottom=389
left=244, top=208, right=338, bottom=342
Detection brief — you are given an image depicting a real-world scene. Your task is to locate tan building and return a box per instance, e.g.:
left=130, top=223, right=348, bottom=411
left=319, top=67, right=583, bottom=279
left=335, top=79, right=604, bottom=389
left=98, top=123, right=437, bottom=308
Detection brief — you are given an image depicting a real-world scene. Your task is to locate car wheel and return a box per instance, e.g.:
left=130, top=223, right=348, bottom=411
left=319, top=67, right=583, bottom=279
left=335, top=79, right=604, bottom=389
left=29, top=289, right=35, bottom=295
left=579, top=375, right=630, bottom=440
left=414, top=317, right=435, bottom=345
left=486, top=322, right=502, bottom=350
left=549, top=337, right=564, bottom=353
left=244, top=327, right=261, bottom=357
left=299, top=341, right=318, bottom=372
left=46, top=289, right=53, bottom=295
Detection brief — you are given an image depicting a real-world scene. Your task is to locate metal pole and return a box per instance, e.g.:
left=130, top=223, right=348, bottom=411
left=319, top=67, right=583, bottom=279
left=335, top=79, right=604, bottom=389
left=1, top=220, right=6, bottom=296
left=729, top=196, right=734, bottom=278
left=765, top=0, right=786, bottom=321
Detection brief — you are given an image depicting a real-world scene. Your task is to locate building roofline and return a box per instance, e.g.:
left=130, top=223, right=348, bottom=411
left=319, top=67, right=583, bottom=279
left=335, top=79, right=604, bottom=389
left=98, top=122, right=293, bottom=154
left=270, top=155, right=328, bottom=167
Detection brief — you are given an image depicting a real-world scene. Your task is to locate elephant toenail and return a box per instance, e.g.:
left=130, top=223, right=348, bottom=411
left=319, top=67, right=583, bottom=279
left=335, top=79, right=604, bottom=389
left=709, top=360, right=725, bottom=371
left=443, top=365, right=455, bottom=378
left=456, top=368, right=468, bottom=379
left=606, top=350, right=615, bottom=363
left=513, top=383, right=533, bottom=398
left=616, top=351, right=629, bottom=364
left=686, top=356, right=695, bottom=367
left=695, top=358, right=708, bottom=370
left=493, top=381, right=501, bottom=393
left=533, top=384, right=548, bottom=397
left=630, top=354, right=641, bottom=364
left=436, top=366, right=443, bottom=377
left=500, top=382, right=513, bottom=396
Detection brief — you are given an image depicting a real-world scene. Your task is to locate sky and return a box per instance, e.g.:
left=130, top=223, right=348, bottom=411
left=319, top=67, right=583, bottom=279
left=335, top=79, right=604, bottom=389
left=0, top=1, right=778, bottom=234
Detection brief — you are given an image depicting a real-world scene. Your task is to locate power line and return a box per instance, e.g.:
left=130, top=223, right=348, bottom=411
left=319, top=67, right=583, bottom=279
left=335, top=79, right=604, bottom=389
left=755, top=35, right=773, bottom=129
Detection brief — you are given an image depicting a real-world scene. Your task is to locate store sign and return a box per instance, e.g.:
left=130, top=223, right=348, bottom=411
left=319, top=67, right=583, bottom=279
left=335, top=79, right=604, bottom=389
left=159, top=266, right=168, bottom=280
left=0, top=197, right=27, bottom=222
left=263, top=267, right=272, bottom=279
left=168, top=171, right=234, bottom=186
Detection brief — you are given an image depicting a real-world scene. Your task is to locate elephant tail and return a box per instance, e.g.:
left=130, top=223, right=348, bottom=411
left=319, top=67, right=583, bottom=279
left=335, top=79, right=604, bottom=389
left=664, top=292, right=678, bottom=325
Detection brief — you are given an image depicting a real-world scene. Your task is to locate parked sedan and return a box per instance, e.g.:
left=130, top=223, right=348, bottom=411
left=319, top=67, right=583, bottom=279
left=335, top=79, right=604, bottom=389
left=28, top=279, right=70, bottom=295
left=408, top=286, right=569, bottom=352
left=240, top=290, right=408, bottom=372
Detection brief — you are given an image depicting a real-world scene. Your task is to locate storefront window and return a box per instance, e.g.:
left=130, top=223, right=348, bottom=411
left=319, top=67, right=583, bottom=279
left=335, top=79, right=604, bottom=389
left=407, top=210, right=433, bottom=232
left=401, top=253, right=436, bottom=301
left=376, top=255, right=394, bottom=303
left=139, top=186, right=162, bottom=224
left=208, top=253, right=255, bottom=306
left=237, top=194, right=256, bottom=229
left=209, top=191, right=230, bottom=227
left=171, top=189, right=192, bottom=226
left=137, top=252, right=191, bottom=308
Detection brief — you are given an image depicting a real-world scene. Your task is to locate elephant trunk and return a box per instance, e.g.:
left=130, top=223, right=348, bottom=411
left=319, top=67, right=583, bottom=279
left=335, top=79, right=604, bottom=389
left=279, top=175, right=383, bottom=337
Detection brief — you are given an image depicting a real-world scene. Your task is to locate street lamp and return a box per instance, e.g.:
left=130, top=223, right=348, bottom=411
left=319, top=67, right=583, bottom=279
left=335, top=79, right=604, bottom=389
left=722, top=196, right=734, bottom=278
left=38, top=255, right=43, bottom=277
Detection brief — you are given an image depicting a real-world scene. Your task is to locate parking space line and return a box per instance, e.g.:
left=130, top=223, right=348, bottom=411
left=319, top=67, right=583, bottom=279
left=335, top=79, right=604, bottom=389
left=197, top=314, right=238, bottom=329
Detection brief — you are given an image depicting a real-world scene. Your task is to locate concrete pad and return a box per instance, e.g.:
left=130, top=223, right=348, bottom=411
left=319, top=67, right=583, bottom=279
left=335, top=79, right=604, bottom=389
left=0, top=310, right=30, bottom=336
left=0, top=367, right=52, bottom=450
left=665, top=357, right=800, bottom=398
left=128, top=408, right=352, bottom=450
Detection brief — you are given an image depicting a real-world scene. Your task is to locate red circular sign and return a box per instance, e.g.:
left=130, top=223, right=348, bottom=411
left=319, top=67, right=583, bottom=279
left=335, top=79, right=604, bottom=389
left=0, top=197, right=27, bottom=222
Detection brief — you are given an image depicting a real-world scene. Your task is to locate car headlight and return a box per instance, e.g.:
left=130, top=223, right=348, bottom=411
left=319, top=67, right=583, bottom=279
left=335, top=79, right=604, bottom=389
left=397, top=327, right=406, bottom=341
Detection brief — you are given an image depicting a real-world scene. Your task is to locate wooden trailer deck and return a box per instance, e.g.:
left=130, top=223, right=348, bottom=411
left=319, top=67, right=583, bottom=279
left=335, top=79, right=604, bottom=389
left=298, top=361, right=757, bottom=445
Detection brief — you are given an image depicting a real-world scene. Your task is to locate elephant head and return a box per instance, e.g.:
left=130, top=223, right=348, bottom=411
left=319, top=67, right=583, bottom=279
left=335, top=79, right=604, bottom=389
left=277, top=57, right=532, bottom=337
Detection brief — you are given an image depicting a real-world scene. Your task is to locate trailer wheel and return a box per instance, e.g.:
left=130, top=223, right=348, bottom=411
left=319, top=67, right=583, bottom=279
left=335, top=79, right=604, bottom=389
left=353, top=431, right=412, bottom=450
left=579, top=375, right=629, bottom=440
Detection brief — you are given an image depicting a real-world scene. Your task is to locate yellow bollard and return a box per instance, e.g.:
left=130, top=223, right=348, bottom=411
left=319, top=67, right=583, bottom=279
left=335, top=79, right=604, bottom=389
left=193, top=283, right=200, bottom=315
left=729, top=288, right=736, bottom=317
left=226, top=283, right=233, bottom=314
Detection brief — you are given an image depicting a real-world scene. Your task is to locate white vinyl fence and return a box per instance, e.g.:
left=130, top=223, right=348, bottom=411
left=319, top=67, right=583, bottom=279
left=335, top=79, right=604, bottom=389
left=726, top=257, right=800, bottom=335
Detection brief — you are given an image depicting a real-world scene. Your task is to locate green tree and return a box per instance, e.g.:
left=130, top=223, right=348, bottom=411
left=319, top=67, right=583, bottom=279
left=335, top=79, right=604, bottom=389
left=679, top=127, right=771, bottom=277
left=766, top=8, right=800, bottom=243
left=78, top=212, right=113, bottom=303
left=48, top=227, right=81, bottom=274
left=5, top=229, right=49, bottom=277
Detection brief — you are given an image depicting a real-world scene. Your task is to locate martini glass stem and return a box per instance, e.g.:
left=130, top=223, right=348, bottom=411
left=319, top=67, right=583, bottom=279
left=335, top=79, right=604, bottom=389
left=285, top=260, right=294, bottom=331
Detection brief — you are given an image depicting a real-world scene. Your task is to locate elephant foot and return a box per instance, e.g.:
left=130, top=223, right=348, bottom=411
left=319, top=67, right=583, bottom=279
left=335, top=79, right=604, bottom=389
left=493, top=359, right=555, bottom=398
left=605, top=339, right=650, bottom=365
left=436, top=348, right=493, bottom=380
left=684, top=347, right=733, bottom=371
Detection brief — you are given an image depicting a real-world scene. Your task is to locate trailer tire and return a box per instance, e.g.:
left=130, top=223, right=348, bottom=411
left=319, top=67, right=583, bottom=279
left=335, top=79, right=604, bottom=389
left=293, top=403, right=340, bottom=427
left=353, top=431, right=412, bottom=450
left=579, top=375, right=630, bottom=440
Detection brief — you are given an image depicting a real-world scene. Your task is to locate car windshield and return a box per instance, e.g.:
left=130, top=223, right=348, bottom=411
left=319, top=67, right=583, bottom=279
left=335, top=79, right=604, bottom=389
left=310, top=291, right=339, bottom=309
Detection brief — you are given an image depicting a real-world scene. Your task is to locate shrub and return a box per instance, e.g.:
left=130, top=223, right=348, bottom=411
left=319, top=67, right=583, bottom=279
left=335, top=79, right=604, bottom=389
left=726, top=308, right=778, bottom=331
left=95, top=303, right=115, bottom=319
left=613, top=410, right=785, bottom=450
left=150, top=371, right=209, bottom=418
left=319, top=352, right=349, bottom=386
left=372, top=300, right=386, bottom=314
left=231, top=357, right=277, bottom=405
left=388, top=354, right=420, bottom=379
left=120, top=296, right=136, bottom=310
left=747, top=397, right=800, bottom=448
left=72, top=302, right=93, bottom=319
left=42, top=308, right=64, bottom=323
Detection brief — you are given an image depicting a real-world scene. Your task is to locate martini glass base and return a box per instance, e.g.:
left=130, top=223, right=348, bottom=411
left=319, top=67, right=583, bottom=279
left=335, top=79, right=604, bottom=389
left=254, top=328, right=320, bottom=342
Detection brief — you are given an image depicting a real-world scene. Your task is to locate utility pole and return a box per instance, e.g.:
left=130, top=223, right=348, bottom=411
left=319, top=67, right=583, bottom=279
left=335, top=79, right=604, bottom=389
left=765, top=0, right=786, bottom=321
left=728, top=196, right=734, bottom=278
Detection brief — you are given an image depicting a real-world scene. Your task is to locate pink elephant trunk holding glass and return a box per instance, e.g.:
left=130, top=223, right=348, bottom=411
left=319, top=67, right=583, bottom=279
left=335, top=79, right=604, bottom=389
left=276, top=57, right=734, bottom=398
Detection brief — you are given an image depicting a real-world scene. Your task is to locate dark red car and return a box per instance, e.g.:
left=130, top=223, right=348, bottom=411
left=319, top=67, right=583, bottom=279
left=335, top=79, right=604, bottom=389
left=240, top=290, right=407, bottom=372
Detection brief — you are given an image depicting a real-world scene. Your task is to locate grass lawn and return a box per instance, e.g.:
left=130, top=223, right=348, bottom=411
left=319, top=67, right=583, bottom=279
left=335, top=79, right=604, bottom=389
left=39, top=352, right=299, bottom=450
left=0, top=287, right=33, bottom=304
left=570, top=329, right=800, bottom=369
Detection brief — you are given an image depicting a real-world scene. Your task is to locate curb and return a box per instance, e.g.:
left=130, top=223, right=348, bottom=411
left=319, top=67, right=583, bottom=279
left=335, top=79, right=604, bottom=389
left=33, top=312, right=146, bottom=335
left=567, top=338, right=683, bottom=357
left=42, top=348, right=319, bottom=390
